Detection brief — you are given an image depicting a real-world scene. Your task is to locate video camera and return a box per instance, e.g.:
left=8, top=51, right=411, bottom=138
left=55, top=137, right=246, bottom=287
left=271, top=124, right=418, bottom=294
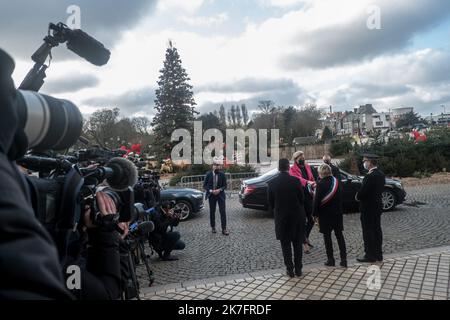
left=134, top=169, right=161, bottom=210
left=7, top=22, right=143, bottom=262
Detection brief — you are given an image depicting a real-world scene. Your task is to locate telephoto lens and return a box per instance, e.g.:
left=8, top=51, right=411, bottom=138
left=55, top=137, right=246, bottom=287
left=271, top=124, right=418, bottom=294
left=15, top=90, right=83, bottom=151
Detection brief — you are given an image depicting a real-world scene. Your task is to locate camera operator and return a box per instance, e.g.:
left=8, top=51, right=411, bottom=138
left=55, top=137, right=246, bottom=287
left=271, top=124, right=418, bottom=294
left=64, top=188, right=126, bottom=300
left=148, top=201, right=185, bottom=261
left=0, top=49, right=71, bottom=299
left=1, top=48, right=127, bottom=300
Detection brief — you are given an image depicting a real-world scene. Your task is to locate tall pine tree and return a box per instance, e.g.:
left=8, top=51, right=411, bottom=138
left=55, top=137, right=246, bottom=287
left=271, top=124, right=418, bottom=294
left=152, top=41, right=197, bottom=160
left=219, top=104, right=226, bottom=127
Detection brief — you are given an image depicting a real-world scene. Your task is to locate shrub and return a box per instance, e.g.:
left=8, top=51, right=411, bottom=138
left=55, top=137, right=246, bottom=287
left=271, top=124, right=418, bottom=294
left=330, top=138, right=354, bottom=156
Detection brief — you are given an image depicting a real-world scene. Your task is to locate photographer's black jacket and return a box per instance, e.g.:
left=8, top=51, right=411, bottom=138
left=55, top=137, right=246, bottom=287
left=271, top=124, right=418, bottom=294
left=65, top=228, right=122, bottom=300
left=151, top=208, right=180, bottom=235
left=0, top=154, right=72, bottom=299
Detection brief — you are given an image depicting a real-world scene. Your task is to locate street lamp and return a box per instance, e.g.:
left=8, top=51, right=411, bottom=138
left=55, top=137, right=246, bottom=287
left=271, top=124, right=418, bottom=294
left=442, top=105, right=446, bottom=115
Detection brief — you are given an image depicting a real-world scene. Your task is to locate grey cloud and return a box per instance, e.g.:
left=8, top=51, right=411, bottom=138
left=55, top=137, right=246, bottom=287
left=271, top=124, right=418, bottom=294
left=281, top=0, right=450, bottom=69
left=0, top=0, right=157, bottom=60
left=84, top=87, right=156, bottom=116
left=198, top=84, right=311, bottom=115
left=42, top=73, right=99, bottom=94
left=328, top=82, right=412, bottom=107
left=197, top=78, right=298, bottom=94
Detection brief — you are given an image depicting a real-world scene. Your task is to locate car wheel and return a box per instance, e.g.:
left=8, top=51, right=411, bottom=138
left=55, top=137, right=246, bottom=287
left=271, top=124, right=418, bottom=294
left=174, top=200, right=192, bottom=221
left=382, top=189, right=396, bottom=211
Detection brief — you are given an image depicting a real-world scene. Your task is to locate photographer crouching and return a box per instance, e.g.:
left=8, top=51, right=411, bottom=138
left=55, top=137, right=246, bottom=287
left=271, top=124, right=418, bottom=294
left=148, top=201, right=185, bottom=261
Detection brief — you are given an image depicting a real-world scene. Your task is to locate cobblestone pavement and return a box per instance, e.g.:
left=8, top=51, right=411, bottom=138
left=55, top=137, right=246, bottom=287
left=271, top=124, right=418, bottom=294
left=136, top=184, right=450, bottom=289
left=141, top=246, right=450, bottom=300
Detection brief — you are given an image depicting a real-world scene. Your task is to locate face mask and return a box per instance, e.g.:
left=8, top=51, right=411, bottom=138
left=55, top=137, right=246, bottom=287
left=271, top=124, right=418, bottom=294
left=297, top=159, right=305, bottom=166
left=363, top=162, right=370, bottom=170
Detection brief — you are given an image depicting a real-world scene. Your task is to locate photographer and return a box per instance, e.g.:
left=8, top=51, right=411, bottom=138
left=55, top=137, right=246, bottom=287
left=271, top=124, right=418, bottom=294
left=0, top=48, right=71, bottom=299
left=64, top=188, right=125, bottom=300
left=1, top=48, right=126, bottom=300
left=148, top=201, right=185, bottom=261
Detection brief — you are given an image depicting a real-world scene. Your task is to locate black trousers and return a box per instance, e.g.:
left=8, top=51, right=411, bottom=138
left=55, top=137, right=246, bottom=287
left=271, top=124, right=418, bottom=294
left=304, top=195, right=314, bottom=242
left=323, top=229, right=347, bottom=261
left=360, top=211, right=383, bottom=260
left=162, top=231, right=185, bottom=257
left=280, top=236, right=303, bottom=272
left=209, top=194, right=227, bottom=230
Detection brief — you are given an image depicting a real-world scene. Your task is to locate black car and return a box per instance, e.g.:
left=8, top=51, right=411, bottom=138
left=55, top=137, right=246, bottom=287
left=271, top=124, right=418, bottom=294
left=160, top=188, right=204, bottom=220
left=239, top=166, right=406, bottom=213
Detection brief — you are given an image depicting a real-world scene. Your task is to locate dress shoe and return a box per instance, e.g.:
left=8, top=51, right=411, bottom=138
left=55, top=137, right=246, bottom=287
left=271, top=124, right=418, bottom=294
left=295, top=269, right=303, bottom=277
left=211, top=228, right=217, bottom=233
left=356, top=256, right=377, bottom=263
left=286, top=269, right=295, bottom=278
left=222, top=229, right=229, bottom=236
left=340, top=260, right=348, bottom=268
left=324, top=259, right=335, bottom=267
left=161, top=255, right=179, bottom=261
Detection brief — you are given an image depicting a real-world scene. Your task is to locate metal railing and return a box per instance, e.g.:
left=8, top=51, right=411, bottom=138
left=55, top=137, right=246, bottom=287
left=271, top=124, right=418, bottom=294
left=178, top=172, right=259, bottom=192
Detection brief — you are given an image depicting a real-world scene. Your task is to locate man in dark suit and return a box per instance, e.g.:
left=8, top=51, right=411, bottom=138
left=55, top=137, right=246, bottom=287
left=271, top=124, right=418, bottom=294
left=323, top=154, right=341, bottom=179
left=268, top=158, right=306, bottom=277
left=355, top=154, right=386, bottom=263
left=203, top=160, right=229, bottom=235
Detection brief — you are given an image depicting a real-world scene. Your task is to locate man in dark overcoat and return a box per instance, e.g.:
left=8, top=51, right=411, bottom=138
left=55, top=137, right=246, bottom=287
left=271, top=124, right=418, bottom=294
left=268, top=158, right=306, bottom=277
left=355, top=154, right=386, bottom=263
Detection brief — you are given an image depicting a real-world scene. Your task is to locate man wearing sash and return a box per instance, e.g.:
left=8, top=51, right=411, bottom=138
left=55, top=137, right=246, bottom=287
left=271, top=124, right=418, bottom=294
left=313, top=164, right=347, bottom=267
left=289, top=151, right=318, bottom=253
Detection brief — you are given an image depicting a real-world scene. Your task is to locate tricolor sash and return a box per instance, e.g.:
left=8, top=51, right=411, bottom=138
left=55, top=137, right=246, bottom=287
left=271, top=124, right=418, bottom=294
left=320, top=176, right=339, bottom=206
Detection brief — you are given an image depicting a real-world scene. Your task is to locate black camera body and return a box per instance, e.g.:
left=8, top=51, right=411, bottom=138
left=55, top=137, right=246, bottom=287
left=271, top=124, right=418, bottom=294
left=20, top=149, right=138, bottom=261
left=134, top=169, right=161, bottom=210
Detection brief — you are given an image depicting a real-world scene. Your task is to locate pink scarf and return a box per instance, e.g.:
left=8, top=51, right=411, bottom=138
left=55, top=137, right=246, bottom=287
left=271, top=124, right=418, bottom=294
left=289, top=162, right=315, bottom=187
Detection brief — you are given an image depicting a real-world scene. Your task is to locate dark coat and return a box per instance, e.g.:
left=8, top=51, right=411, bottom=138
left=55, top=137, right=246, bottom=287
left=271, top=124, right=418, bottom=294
left=148, top=207, right=180, bottom=249
left=267, top=172, right=306, bottom=241
left=313, top=176, right=343, bottom=233
left=330, top=164, right=341, bottom=179
left=356, top=168, right=386, bottom=216
left=0, top=154, right=72, bottom=299
left=203, top=170, right=227, bottom=199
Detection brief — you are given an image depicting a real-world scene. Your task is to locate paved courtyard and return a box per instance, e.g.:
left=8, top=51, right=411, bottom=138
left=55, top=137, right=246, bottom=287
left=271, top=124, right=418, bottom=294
left=141, top=246, right=450, bottom=300
left=136, top=184, right=450, bottom=292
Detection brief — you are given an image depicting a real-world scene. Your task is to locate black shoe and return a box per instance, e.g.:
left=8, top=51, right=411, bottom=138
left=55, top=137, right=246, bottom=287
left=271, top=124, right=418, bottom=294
left=295, top=269, right=303, bottom=277
left=340, top=260, right=348, bottom=268
left=324, top=260, right=335, bottom=267
left=356, top=256, right=377, bottom=263
left=161, top=255, right=179, bottom=261
left=286, top=269, right=295, bottom=278
left=212, top=228, right=217, bottom=233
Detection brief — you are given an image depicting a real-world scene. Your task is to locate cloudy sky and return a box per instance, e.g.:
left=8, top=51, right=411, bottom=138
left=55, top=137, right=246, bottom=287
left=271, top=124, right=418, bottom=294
left=1, top=0, right=450, bottom=118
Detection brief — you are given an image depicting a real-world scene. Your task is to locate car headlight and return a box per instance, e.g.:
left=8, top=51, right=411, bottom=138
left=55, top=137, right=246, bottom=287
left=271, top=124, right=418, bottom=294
left=393, top=181, right=403, bottom=189
left=193, top=193, right=204, bottom=198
